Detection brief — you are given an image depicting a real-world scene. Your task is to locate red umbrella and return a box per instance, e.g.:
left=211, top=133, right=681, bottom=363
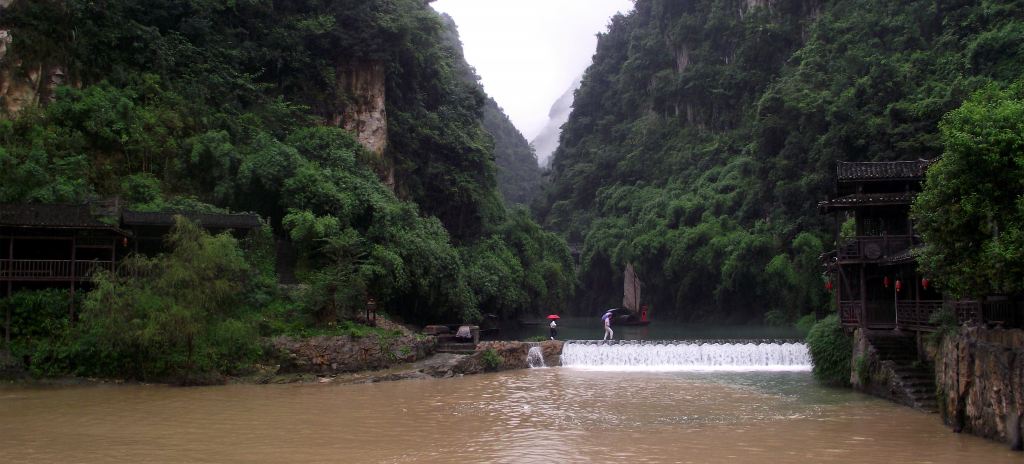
left=547, top=314, right=560, bottom=320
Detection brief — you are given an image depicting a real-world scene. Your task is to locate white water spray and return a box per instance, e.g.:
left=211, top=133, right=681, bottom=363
left=527, top=346, right=547, bottom=368
left=560, top=340, right=812, bottom=372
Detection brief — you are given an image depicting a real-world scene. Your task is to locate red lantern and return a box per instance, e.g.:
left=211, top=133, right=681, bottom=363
left=121, top=237, right=128, bottom=247
left=895, top=280, right=902, bottom=293
left=921, top=278, right=930, bottom=290
left=883, top=276, right=891, bottom=288
left=825, top=280, right=833, bottom=292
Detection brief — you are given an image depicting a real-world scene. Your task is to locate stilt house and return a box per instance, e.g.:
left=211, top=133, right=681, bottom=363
left=819, top=160, right=1020, bottom=331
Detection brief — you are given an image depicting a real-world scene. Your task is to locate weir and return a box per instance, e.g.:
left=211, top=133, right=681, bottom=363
left=560, top=340, right=812, bottom=372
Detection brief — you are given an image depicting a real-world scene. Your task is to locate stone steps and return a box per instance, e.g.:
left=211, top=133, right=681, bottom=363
left=436, top=343, right=477, bottom=355
left=866, top=333, right=938, bottom=413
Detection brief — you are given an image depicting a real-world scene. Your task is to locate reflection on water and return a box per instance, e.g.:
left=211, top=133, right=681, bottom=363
left=0, top=369, right=1018, bottom=463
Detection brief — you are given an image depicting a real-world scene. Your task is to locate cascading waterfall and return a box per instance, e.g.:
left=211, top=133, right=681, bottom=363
left=526, top=345, right=547, bottom=368
left=560, top=340, right=811, bottom=372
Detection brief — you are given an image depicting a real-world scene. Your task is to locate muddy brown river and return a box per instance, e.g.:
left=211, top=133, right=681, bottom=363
left=0, top=369, right=1018, bottom=463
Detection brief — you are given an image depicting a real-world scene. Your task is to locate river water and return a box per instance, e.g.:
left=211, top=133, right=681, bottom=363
left=0, top=368, right=1018, bottom=463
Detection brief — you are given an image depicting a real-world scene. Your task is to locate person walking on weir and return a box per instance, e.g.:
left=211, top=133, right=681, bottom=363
left=602, top=310, right=614, bottom=340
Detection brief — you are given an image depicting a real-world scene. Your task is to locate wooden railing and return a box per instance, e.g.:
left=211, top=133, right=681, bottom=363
left=839, top=300, right=860, bottom=325
left=837, top=235, right=917, bottom=261
left=952, top=300, right=981, bottom=325
left=897, top=300, right=944, bottom=330
left=838, top=299, right=944, bottom=330
left=0, top=259, right=114, bottom=282
left=838, top=299, right=1019, bottom=331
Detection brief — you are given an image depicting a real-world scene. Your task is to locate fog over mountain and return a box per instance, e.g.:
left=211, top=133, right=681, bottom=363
left=531, top=76, right=581, bottom=166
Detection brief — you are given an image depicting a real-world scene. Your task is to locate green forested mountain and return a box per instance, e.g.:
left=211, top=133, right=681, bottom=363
left=0, top=0, right=572, bottom=326
left=482, top=98, right=543, bottom=206
left=538, top=0, right=1024, bottom=322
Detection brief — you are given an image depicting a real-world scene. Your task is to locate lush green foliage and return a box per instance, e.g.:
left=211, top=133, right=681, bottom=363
left=74, top=219, right=265, bottom=382
left=806, top=315, right=852, bottom=386
left=0, top=289, right=77, bottom=377
left=480, top=348, right=502, bottom=371
left=0, top=0, right=572, bottom=327
left=912, top=82, right=1024, bottom=298
left=539, top=0, right=1024, bottom=321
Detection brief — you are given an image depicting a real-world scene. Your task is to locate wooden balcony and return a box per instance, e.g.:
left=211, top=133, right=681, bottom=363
left=838, top=299, right=944, bottom=331
left=839, top=300, right=860, bottom=325
left=0, top=259, right=114, bottom=282
left=838, top=298, right=1020, bottom=331
left=837, top=235, right=918, bottom=262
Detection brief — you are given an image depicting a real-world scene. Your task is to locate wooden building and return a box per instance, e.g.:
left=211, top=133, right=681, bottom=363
left=1, top=203, right=128, bottom=296
left=818, top=160, right=943, bottom=331
left=820, top=160, right=1021, bottom=331
left=1, top=202, right=261, bottom=339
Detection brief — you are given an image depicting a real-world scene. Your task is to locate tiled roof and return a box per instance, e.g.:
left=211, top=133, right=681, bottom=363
left=122, top=211, right=262, bottom=229
left=818, top=192, right=916, bottom=213
left=0, top=204, right=118, bottom=229
left=837, top=160, right=932, bottom=182
left=886, top=248, right=916, bottom=265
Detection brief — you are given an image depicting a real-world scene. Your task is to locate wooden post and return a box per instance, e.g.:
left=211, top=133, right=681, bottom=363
left=860, top=264, right=867, bottom=328
left=6, top=237, right=13, bottom=344
left=69, top=236, right=76, bottom=321
left=4, top=281, right=10, bottom=345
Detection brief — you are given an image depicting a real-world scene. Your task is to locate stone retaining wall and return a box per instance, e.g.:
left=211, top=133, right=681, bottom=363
left=936, top=327, right=1024, bottom=450
left=476, top=340, right=563, bottom=370
left=270, top=334, right=436, bottom=374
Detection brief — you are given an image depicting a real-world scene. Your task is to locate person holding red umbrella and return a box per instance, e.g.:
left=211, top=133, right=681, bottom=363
left=547, top=314, right=560, bottom=340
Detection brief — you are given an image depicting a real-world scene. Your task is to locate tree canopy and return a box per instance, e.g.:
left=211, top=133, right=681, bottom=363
left=912, top=82, right=1024, bottom=298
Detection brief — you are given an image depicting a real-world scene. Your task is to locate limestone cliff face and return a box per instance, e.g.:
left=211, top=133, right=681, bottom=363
left=936, top=327, right=1024, bottom=450
left=334, top=61, right=388, bottom=156
left=0, top=0, right=68, bottom=118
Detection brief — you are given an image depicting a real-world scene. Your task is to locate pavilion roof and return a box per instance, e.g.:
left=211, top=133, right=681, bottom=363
left=818, top=192, right=917, bottom=213
left=0, top=204, right=120, bottom=230
left=837, top=160, right=932, bottom=182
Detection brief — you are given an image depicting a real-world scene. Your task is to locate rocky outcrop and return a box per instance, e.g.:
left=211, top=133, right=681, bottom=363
left=334, top=62, right=387, bottom=152
left=476, top=340, right=563, bottom=370
left=269, top=334, right=436, bottom=375
left=851, top=329, right=938, bottom=412
left=936, top=327, right=1024, bottom=450
left=0, top=1, right=68, bottom=118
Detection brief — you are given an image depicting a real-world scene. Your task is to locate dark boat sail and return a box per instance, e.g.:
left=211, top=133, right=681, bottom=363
left=614, top=263, right=650, bottom=326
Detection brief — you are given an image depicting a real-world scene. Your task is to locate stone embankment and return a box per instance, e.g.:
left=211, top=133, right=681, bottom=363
left=936, top=327, right=1024, bottom=450
left=262, top=337, right=564, bottom=385
left=269, top=334, right=437, bottom=375
left=476, top=340, right=563, bottom=369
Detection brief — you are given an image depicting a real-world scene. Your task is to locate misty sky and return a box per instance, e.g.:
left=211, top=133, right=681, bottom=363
left=431, top=0, right=634, bottom=140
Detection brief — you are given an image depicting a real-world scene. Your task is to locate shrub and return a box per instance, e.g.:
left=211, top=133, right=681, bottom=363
left=854, top=355, right=870, bottom=386
left=806, top=314, right=852, bottom=386
left=1, top=289, right=73, bottom=340
left=795, top=314, right=817, bottom=337
left=480, top=348, right=502, bottom=371
left=75, top=217, right=265, bottom=382
left=926, top=306, right=959, bottom=349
